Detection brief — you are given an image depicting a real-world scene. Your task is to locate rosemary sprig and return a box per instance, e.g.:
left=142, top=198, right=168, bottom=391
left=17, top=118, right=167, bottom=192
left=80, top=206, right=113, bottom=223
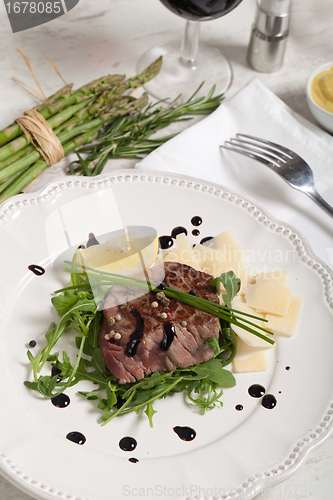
left=69, top=84, right=224, bottom=176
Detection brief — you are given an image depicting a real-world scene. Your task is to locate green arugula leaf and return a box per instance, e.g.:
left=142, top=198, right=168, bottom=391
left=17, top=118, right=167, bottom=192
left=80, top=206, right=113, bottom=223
left=193, top=358, right=236, bottom=387
left=90, top=347, right=106, bottom=374
left=87, top=311, right=103, bottom=348
left=67, top=357, right=109, bottom=390
left=205, top=336, right=221, bottom=357
left=51, top=292, right=79, bottom=317
left=24, top=380, right=39, bottom=391
left=187, top=380, right=223, bottom=412
left=138, top=372, right=163, bottom=390
left=35, top=375, right=58, bottom=397
left=210, top=270, right=241, bottom=308
left=145, top=402, right=157, bottom=428
left=54, top=351, right=73, bottom=379
left=106, top=383, right=117, bottom=408
left=75, top=336, right=95, bottom=356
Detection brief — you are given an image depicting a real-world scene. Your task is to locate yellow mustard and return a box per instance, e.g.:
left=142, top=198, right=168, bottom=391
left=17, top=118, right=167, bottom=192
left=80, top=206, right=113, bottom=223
left=311, top=65, right=333, bottom=113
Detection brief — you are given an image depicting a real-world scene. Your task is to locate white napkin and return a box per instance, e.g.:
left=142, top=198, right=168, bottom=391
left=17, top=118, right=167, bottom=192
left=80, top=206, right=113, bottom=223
left=137, top=78, right=333, bottom=269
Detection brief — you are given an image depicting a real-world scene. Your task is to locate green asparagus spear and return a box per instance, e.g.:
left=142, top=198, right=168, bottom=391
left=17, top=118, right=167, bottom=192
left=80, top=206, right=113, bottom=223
left=37, top=84, right=73, bottom=110
left=0, top=144, right=35, bottom=170
left=126, top=56, right=162, bottom=88
left=53, top=83, right=127, bottom=134
left=0, top=170, right=28, bottom=195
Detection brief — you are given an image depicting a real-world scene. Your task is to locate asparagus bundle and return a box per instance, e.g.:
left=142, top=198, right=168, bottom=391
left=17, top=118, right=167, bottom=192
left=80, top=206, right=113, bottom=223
left=0, top=57, right=226, bottom=204
left=0, top=57, right=162, bottom=203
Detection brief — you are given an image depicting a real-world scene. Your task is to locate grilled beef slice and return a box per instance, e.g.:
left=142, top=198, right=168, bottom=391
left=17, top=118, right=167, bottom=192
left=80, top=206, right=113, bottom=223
left=99, top=262, right=220, bottom=384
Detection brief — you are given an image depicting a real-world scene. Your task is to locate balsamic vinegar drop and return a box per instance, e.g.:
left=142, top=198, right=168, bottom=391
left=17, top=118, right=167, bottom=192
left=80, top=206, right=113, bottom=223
left=173, top=426, right=196, bottom=441
left=28, top=265, right=45, bottom=276
left=66, top=431, right=86, bottom=445
left=119, top=437, right=137, bottom=451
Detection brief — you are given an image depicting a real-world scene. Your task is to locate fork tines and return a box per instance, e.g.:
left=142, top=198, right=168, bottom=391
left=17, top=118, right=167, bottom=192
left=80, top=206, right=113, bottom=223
left=220, top=134, right=293, bottom=167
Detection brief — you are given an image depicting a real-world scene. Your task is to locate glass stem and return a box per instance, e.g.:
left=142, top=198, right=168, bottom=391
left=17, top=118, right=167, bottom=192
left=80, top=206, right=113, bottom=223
left=180, top=20, right=200, bottom=67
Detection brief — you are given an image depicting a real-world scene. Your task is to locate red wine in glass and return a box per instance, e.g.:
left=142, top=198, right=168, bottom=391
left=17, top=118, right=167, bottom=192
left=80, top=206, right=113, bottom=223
left=160, top=0, right=244, bottom=21
left=137, top=0, right=244, bottom=100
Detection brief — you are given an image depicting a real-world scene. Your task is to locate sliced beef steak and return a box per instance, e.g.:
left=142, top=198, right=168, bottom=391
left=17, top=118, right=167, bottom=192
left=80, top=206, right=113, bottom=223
left=99, top=262, right=220, bottom=384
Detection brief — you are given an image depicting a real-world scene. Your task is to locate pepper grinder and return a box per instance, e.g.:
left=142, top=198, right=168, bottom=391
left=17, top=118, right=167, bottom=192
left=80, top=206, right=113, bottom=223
left=247, top=0, right=291, bottom=73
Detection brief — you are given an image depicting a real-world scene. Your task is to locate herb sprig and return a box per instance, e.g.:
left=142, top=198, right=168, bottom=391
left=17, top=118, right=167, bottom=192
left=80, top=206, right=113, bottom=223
left=69, top=84, right=224, bottom=176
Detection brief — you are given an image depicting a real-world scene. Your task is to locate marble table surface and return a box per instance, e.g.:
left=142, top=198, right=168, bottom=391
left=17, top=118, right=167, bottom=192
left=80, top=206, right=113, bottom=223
left=0, top=0, right=332, bottom=499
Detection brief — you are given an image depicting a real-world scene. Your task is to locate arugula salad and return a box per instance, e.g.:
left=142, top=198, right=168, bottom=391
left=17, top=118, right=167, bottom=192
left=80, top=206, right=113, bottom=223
left=24, top=256, right=273, bottom=426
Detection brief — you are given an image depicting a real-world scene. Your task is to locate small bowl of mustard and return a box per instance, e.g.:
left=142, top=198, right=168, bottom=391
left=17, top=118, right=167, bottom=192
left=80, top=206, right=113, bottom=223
left=306, top=62, right=333, bottom=134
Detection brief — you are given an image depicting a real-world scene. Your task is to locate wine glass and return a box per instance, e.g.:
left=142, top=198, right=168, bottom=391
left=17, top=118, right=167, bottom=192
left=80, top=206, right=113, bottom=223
left=137, top=0, right=244, bottom=101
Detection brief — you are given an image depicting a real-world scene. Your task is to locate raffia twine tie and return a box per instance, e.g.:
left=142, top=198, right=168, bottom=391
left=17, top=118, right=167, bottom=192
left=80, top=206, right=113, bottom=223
left=16, top=108, right=64, bottom=166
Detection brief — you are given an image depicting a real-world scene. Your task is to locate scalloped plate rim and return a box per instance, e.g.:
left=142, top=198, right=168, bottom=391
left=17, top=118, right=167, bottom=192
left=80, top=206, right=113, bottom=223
left=0, top=169, right=332, bottom=500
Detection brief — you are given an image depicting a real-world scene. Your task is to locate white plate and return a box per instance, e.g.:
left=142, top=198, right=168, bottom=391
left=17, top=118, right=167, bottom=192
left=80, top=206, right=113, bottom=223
left=0, top=170, right=333, bottom=500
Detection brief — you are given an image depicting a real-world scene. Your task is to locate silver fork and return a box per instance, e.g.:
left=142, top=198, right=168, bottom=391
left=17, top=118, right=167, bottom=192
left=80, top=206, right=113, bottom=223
left=220, top=134, right=333, bottom=218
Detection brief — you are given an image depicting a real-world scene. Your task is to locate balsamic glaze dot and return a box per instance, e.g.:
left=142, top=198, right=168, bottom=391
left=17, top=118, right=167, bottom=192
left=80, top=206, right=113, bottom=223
left=191, top=216, right=202, bottom=227
left=28, top=265, right=45, bottom=276
left=115, top=396, right=126, bottom=409
left=171, top=226, right=187, bottom=238
left=86, top=233, right=100, bottom=247
left=51, top=394, right=70, bottom=408
left=51, top=365, right=61, bottom=376
left=66, top=431, right=86, bottom=445
left=28, top=340, right=36, bottom=348
left=200, top=236, right=213, bottom=245
left=156, top=282, right=167, bottom=290
left=192, top=229, right=200, bottom=236
left=125, top=309, right=144, bottom=357
left=235, top=404, right=243, bottom=411
left=129, top=457, right=139, bottom=463
left=160, top=322, right=176, bottom=351
left=248, top=384, right=266, bottom=398
left=119, top=436, right=137, bottom=451
left=159, top=236, right=173, bottom=250
left=285, top=366, right=290, bottom=370
left=173, top=426, right=196, bottom=441
left=51, top=365, right=62, bottom=383
left=262, top=394, right=277, bottom=409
